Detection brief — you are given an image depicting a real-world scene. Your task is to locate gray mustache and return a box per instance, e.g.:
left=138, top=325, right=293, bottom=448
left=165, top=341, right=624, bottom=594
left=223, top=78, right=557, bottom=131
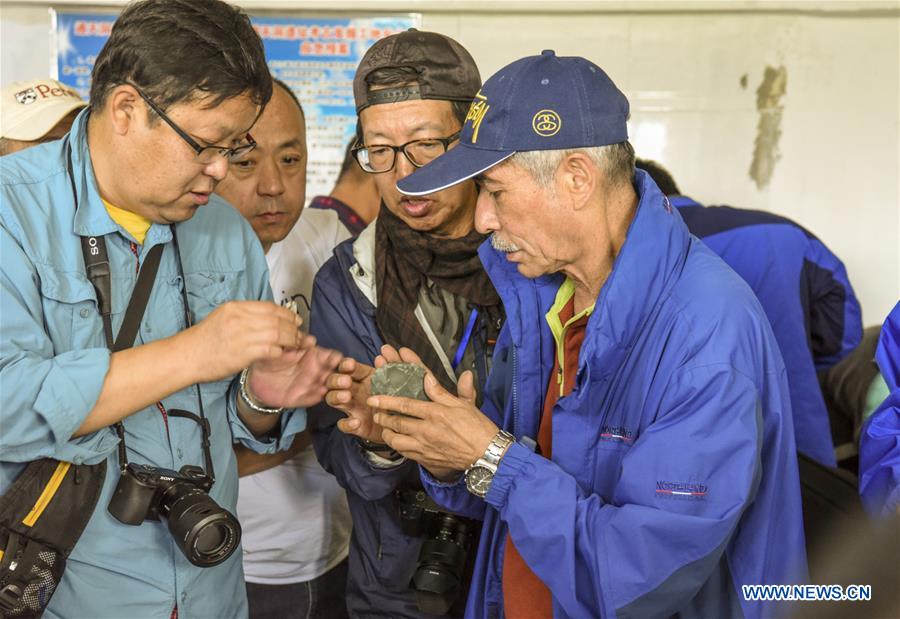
left=490, top=234, right=520, bottom=253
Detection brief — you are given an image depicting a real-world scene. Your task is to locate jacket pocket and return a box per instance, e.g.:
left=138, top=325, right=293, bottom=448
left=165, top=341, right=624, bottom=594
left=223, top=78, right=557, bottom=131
left=34, top=263, right=101, bottom=352
left=583, top=374, right=638, bottom=494
left=376, top=507, right=421, bottom=593
left=183, top=270, right=242, bottom=395
left=184, top=271, right=242, bottom=322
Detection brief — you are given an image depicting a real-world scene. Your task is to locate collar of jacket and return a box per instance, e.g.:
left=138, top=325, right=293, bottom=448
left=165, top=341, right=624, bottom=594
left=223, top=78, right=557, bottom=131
left=351, top=220, right=378, bottom=303
left=668, top=194, right=701, bottom=209
left=67, top=108, right=173, bottom=248
left=329, top=219, right=379, bottom=317
left=479, top=168, right=692, bottom=385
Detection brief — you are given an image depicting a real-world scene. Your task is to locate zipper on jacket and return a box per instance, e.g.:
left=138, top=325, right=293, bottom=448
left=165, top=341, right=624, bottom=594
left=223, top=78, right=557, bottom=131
left=511, top=345, right=519, bottom=437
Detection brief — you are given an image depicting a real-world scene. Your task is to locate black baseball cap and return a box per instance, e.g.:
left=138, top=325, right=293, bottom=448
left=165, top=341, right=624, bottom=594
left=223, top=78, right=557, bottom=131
left=397, top=50, right=629, bottom=195
left=353, top=29, right=481, bottom=113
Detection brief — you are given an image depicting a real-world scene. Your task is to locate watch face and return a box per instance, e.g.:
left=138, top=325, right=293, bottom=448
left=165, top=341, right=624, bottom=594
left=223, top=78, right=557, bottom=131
left=466, top=466, right=493, bottom=497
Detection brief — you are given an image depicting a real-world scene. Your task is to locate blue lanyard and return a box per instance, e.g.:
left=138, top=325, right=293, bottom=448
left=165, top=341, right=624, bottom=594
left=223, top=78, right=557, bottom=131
left=452, top=308, right=479, bottom=371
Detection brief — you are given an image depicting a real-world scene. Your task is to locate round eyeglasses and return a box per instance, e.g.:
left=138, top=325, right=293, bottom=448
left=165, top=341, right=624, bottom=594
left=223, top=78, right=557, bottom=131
left=352, top=132, right=460, bottom=174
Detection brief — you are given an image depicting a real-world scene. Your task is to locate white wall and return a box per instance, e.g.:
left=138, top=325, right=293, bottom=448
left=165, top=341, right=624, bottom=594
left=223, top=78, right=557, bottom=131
left=423, top=7, right=900, bottom=326
left=2, top=1, right=898, bottom=324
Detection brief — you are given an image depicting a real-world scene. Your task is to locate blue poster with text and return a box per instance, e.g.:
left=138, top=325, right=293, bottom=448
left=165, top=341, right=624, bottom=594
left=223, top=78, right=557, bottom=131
left=54, top=12, right=418, bottom=197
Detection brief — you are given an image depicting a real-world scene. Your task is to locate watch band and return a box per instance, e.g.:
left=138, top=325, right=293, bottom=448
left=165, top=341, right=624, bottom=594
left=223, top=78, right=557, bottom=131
left=479, top=430, right=514, bottom=468
left=238, top=367, right=284, bottom=415
left=465, top=430, right=515, bottom=498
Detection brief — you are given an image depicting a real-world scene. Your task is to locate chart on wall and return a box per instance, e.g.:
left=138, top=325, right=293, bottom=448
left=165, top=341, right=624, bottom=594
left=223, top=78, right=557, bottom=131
left=52, top=11, right=420, bottom=200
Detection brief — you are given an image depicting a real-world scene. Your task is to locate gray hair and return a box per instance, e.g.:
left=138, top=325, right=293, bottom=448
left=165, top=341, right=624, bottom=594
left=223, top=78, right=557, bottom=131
left=508, top=141, right=635, bottom=189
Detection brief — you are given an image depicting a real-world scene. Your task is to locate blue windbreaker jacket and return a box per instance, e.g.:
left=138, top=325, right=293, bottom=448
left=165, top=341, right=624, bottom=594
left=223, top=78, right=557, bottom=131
left=859, top=302, right=900, bottom=517
left=673, top=197, right=862, bottom=467
left=421, top=172, right=808, bottom=619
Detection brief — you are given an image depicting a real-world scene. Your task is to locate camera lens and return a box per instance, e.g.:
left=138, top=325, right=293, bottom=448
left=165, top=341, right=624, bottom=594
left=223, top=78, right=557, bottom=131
left=194, top=523, right=227, bottom=555
left=412, top=514, right=472, bottom=615
left=162, top=485, right=241, bottom=567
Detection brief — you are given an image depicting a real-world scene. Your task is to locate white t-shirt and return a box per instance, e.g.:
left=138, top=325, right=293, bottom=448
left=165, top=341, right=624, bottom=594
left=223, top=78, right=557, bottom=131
left=238, top=208, right=353, bottom=585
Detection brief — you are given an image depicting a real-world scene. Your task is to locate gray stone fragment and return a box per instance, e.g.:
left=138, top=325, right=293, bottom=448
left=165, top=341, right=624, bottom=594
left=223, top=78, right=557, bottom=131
left=370, top=363, right=429, bottom=402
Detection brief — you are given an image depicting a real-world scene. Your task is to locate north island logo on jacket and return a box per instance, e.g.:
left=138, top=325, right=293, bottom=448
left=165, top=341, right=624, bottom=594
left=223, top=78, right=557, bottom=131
left=655, top=480, right=708, bottom=500
left=600, top=424, right=635, bottom=443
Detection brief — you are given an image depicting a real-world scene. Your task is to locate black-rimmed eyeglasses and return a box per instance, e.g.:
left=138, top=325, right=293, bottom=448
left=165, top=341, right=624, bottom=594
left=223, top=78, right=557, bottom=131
left=352, top=132, right=460, bottom=174
left=127, top=82, right=256, bottom=164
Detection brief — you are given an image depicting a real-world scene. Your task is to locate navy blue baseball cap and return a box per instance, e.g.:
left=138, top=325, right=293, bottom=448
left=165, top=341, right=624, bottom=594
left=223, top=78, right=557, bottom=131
left=397, top=50, right=629, bottom=196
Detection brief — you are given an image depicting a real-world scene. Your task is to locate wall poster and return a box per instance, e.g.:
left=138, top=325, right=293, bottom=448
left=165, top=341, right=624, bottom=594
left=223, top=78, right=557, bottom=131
left=52, top=11, right=420, bottom=199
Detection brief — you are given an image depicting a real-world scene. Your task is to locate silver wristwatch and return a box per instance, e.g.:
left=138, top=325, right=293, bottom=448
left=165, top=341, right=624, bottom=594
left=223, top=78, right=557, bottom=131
left=465, top=430, right=515, bottom=498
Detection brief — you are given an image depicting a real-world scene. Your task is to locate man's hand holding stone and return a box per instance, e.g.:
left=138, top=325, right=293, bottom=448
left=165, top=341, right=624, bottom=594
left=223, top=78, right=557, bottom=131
left=368, top=368, right=499, bottom=477
left=324, top=357, right=387, bottom=443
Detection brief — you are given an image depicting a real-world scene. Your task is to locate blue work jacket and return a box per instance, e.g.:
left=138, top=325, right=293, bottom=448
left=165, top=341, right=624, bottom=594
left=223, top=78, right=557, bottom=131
left=859, top=301, right=900, bottom=517
left=674, top=196, right=862, bottom=467
left=422, top=171, right=808, bottom=619
left=0, top=111, right=303, bottom=618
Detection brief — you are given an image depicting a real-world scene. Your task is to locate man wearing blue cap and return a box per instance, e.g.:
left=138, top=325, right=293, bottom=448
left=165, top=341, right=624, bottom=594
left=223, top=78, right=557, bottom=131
left=363, top=50, right=807, bottom=618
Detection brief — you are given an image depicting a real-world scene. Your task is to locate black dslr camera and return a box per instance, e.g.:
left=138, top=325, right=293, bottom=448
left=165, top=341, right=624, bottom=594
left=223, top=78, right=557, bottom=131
left=396, top=488, right=475, bottom=616
left=108, top=463, right=241, bottom=567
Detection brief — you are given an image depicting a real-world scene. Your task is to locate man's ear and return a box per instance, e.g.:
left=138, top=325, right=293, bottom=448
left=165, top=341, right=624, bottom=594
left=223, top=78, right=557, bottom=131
left=557, top=152, right=597, bottom=211
left=104, top=84, right=143, bottom=137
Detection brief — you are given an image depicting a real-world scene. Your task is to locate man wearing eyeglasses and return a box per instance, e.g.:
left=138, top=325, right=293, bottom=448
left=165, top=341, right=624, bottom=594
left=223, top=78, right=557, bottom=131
left=0, top=1, right=341, bottom=617
left=307, top=30, right=503, bottom=617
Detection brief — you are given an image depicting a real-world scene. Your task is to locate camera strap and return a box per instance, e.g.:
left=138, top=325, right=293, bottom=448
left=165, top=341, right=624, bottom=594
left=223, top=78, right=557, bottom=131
left=67, top=144, right=215, bottom=481
left=81, top=237, right=163, bottom=351
left=81, top=236, right=164, bottom=352
left=79, top=214, right=163, bottom=471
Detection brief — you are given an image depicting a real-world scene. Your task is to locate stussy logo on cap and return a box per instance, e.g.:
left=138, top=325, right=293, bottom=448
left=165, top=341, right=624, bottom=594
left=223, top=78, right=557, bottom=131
left=15, top=88, right=38, bottom=105
left=532, top=109, right=561, bottom=137
left=465, top=91, right=489, bottom=144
